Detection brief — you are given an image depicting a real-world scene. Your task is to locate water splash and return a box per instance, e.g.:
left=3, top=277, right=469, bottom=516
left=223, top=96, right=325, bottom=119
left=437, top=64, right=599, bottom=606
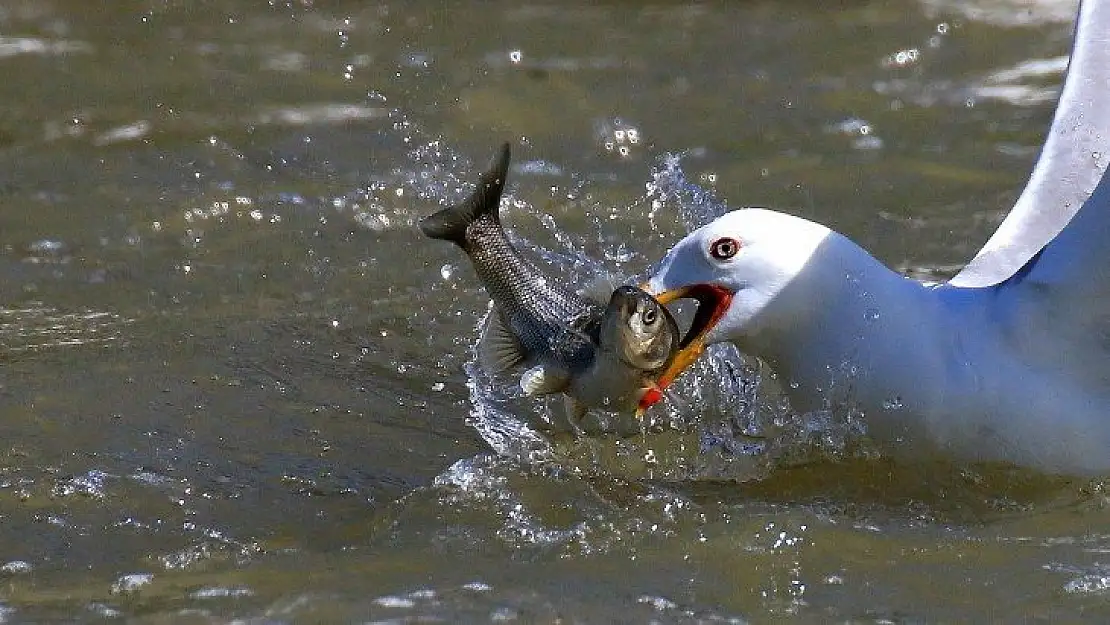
left=646, top=151, right=733, bottom=231
left=463, top=335, right=558, bottom=466
left=454, top=153, right=770, bottom=479
left=453, top=150, right=870, bottom=479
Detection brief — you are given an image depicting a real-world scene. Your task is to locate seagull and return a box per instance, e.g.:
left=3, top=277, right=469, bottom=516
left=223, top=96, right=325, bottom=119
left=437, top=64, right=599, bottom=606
left=643, top=0, right=1110, bottom=475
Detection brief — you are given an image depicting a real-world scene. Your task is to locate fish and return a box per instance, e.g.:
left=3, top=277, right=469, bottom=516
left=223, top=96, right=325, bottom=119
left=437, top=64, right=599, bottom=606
left=419, top=143, right=681, bottom=431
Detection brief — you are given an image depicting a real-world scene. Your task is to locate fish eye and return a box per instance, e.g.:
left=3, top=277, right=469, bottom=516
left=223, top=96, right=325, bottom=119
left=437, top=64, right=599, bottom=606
left=709, top=237, right=740, bottom=261
left=641, top=308, right=657, bottom=325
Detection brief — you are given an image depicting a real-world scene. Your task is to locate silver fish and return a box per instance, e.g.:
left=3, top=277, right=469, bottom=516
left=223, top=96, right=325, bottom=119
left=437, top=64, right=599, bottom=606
left=420, top=143, right=681, bottom=430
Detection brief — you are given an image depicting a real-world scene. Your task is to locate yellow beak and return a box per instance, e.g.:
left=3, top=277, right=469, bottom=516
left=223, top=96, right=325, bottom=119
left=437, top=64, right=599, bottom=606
left=634, top=283, right=734, bottom=419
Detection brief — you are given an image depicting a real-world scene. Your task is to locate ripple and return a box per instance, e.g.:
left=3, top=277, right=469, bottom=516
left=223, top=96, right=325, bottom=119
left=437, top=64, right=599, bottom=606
left=918, top=0, right=1078, bottom=26
left=52, top=469, right=111, bottom=499
left=0, top=561, right=31, bottom=576
left=93, top=120, right=151, bottom=146
left=1064, top=575, right=1110, bottom=594
left=0, top=36, right=90, bottom=58
left=253, top=103, right=389, bottom=126
left=110, top=573, right=153, bottom=595
left=189, top=586, right=254, bottom=599
left=825, top=118, right=885, bottom=151
left=484, top=50, right=625, bottom=71
left=971, top=56, right=1068, bottom=105
left=0, top=306, right=134, bottom=352
left=434, top=457, right=584, bottom=549
left=372, top=595, right=417, bottom=609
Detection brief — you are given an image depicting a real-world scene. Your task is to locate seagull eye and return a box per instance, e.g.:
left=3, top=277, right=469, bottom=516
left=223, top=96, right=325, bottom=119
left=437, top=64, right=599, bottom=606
left=709, top=237, right=740, bottom=261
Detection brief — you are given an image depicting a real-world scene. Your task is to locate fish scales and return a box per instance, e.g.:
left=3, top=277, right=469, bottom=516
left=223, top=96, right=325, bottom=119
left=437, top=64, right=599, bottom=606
left=463, top=215, right=602, bottom=372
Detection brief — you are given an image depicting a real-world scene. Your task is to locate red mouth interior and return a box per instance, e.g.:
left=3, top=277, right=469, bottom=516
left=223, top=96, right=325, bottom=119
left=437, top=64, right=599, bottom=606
left=676, top=283, right=734, bottom=350
left=637, top=283, right=734, bottom=414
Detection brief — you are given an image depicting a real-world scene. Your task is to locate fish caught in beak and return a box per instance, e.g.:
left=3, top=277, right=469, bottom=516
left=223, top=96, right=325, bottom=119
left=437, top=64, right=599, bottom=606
left=635, top=283, right=734, bottom=417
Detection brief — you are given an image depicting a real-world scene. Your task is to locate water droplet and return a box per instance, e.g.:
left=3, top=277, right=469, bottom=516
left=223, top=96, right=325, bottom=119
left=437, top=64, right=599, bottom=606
left=882, top=396, right=904, bottom=410
left=509, top=50, right=522, bottom=64
left=111, top=573, right=154, bottom=595
left=440, top=264, right=455, bottom=280
left=27, top=239, right=67, bottom=255
left=865, top=308, right=880, bottom=321
left=853, top=135, right=884, bottom=151
left=884, top=48, right=920, bottom=68
left=0, top=561, right=32, bottom=575
left=431, top=382, right=445, bottom=392
left=643, top=449, right=657, bottom=464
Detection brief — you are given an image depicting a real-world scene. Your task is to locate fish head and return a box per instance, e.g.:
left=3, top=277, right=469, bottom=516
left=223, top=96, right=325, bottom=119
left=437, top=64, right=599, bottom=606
left=599, top=285, right=681, bottom=372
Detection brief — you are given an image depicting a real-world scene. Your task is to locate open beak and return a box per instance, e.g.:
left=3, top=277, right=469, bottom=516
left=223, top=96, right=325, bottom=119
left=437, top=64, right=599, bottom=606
left=635, top=283, right=734, bottom=418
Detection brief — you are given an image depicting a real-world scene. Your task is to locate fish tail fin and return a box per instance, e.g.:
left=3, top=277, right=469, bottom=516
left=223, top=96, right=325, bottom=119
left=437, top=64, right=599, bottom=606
left=418, top=142, right=512, bottom=246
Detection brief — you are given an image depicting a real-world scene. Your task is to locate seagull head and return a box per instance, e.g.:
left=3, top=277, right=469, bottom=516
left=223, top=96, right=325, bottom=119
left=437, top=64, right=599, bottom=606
left=643, top=208, right=834, bottom=391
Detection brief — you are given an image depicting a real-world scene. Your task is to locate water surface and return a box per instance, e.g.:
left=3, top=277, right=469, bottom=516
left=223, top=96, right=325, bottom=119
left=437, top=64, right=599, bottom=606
left=0, top=0, right=1107, bottom=622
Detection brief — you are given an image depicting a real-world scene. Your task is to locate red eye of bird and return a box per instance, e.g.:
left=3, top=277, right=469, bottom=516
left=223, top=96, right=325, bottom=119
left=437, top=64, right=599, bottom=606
left=709, top=237, right=740, bottom=260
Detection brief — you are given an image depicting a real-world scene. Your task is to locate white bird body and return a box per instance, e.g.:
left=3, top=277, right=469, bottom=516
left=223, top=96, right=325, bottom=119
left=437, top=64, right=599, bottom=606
left=649, top=208, right=1110, bottom=474
left=646, top=0, right=1110, bottom=474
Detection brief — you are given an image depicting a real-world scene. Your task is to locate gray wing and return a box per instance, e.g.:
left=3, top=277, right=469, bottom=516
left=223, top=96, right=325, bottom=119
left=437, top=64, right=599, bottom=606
left=949, top=0, right=1110, bottom=288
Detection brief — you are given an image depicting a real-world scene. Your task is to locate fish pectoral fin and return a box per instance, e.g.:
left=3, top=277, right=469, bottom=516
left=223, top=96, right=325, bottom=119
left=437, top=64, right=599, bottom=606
left=563, top=395, right=588, bottom=434
left=579, top=272, right=620, bottom=305
left=519, top=363, right=571, bottom=396
left=478, top=309, right=526, bottom=375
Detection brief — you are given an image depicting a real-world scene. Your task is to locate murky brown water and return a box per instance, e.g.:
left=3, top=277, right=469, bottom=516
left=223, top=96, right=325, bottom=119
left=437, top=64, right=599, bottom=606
left=0, top=0, right=1107, bottom=622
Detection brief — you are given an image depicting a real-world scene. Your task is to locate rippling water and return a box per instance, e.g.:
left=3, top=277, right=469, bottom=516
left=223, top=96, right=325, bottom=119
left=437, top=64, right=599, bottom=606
left=1, top=0, right=1107, bottom=622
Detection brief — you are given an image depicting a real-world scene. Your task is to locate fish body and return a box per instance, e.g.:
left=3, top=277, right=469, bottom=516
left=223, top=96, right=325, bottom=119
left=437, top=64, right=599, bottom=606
left=419, top=143, right=680, bottom=430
